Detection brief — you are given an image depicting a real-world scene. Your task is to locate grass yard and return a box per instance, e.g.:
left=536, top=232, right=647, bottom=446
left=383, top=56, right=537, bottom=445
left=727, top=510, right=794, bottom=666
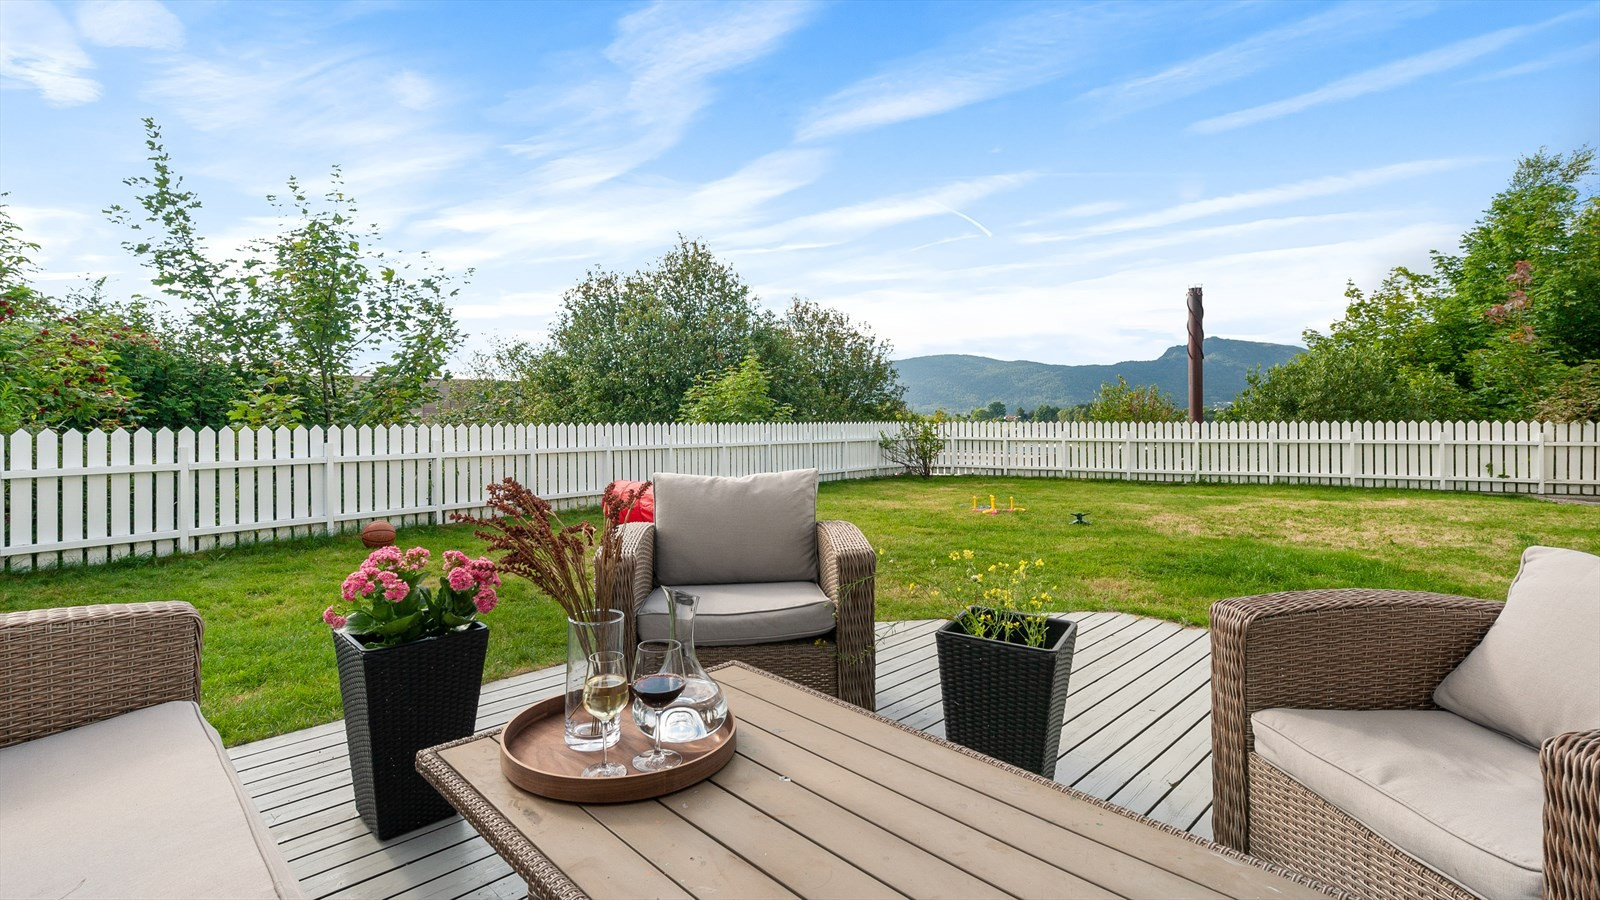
left=2, top=475, right=1595, bottom=746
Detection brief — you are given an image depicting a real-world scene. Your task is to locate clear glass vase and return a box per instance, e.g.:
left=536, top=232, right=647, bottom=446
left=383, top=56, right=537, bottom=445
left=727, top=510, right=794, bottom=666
left=565, top=608, right=624, bottom=750
left=632, top=588, right=728, bottom=742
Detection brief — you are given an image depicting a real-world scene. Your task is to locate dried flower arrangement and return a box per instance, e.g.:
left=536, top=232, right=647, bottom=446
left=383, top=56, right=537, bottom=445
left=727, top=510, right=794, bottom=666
left=453, top=478, right=648, bottom=621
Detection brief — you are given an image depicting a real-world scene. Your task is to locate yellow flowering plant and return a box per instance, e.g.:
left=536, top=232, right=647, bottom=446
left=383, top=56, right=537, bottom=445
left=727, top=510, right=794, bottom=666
left=914, top=549, right=1059, bottom=647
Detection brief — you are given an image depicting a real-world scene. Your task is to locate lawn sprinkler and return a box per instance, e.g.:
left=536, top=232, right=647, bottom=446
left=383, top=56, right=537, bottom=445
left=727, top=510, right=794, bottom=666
left=1069, top=512, right=1091, bottom=526
left=970, top=495, right=1025, bottom=515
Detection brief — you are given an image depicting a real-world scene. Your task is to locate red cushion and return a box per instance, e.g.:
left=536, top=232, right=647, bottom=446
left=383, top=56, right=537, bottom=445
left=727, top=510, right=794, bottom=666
left=604, top=480, right=654, bottom=523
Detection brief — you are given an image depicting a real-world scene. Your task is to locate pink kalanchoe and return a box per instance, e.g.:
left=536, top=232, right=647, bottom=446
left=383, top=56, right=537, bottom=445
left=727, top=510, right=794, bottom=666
left=375, top=570, right=409, bottom=602
left=468, top=557, right=501, bottom=587
left=442, top=550, right=469, bottom=571
left=402, top=546, right=431, bottom=571
left=447, top=566, right=475, bottom=592
left=366, top=546, right=404, bottom=571
left=322, top=605, right=348, bottom=628
left=342, top=570, right=377, bottom=601
left=474, top=588, right=499, bottom=614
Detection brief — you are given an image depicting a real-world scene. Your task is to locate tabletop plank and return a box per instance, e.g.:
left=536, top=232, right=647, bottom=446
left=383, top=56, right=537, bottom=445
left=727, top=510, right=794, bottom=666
left=662, top=779, right=905, bottom=900
left=729, top=690, right=1194, bottom=899
left=585, top=800, right=800, bottom=900
left=436, top=739, right=690, bottom=900
left=716, top=665, right=1327, bottom=899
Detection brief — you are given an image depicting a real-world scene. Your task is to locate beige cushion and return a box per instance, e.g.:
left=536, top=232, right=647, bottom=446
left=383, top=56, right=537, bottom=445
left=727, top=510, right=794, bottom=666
left=1253, top=708, right=1541, bottom=899
left=654, top=469, right=819, bottom=586
left=636, top=582, right=835, bottom=646
left=0, top=701, right=301, bottom=899
left=1434, top=545, right=1600, bottom=747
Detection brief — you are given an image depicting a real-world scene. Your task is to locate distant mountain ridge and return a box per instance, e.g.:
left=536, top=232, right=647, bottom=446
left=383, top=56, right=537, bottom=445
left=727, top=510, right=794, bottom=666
left=893, top=337, right=1304, bottom=414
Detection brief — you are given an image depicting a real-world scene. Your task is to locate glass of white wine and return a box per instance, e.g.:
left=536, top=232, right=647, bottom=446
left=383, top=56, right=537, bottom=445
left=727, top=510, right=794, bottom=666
left=580, top=650, right=628, bottom=778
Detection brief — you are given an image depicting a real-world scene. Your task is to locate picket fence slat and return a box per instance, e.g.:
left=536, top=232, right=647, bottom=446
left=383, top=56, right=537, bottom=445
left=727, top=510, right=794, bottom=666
left=1, top=420, right=1595, bottom=568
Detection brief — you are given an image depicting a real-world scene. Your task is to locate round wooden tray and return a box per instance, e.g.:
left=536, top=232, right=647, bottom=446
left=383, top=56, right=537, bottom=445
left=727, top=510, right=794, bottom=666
left=499, top=695, right=737, bottom=803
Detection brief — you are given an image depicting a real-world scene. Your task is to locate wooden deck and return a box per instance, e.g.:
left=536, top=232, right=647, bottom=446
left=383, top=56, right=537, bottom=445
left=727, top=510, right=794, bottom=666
left=231, top=612, right=1215, bottom=899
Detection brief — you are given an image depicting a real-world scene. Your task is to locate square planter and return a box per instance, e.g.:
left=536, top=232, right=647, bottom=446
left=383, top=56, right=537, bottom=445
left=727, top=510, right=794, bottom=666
left=935, top=610, right=1076, bottom=778
left=333, top=623, right=489, bottom=839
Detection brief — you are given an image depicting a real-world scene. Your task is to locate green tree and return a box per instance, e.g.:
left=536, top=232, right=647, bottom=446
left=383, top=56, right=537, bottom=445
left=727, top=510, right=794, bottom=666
left=528, top=237, right=903, bottom=423
left=109, top=119, right=465, bottom=427
left=1224, top=346, right=1468, bottom=423
left=0, top=204, right=134, bottom=432
left=763, top=299, right=904, bottom=420
left=1032, top=403, right=1063, bottom=423
left=1081, top=377, right=1184, bottom=422
left=879, top=414, right=947, bottom=477
left=971, top=401, right=1007, bottom=421
left=679, top=352, right=793, bottom=423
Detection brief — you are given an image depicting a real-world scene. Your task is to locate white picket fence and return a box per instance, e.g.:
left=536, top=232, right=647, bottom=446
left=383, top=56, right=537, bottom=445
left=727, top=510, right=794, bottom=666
left=2, top=420, right=1595, bottom=570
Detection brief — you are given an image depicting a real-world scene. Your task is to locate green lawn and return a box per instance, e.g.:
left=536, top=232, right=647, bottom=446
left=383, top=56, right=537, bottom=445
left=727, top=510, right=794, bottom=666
left=2, top=476, right=1594, bottom=746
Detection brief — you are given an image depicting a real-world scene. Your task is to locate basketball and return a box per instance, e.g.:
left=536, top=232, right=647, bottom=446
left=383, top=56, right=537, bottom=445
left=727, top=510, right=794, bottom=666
left=361, top=520, right=397, bottom=548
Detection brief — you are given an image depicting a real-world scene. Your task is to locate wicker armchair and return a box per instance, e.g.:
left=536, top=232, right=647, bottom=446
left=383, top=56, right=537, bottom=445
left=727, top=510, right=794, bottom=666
left=609, top=518, right=878, bottom=710
left=1211, top=589, right=1600, bottom=900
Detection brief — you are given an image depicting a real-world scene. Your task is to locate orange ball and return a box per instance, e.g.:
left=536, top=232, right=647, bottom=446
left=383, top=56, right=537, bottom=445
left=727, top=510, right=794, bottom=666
left=361, top=520, right=397, bottom=548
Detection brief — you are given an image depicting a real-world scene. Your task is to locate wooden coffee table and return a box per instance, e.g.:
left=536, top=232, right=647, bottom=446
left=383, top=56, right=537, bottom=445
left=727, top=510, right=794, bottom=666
left=418, top=663, right=1330, bottom=899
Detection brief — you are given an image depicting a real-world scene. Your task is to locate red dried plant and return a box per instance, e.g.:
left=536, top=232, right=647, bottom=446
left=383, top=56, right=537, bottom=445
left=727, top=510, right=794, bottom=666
left=453, top=479, right=648, bottom=621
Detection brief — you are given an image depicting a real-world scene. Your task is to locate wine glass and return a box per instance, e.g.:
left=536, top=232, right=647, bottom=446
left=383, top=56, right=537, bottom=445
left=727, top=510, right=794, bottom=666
left=580, top=650, right=628, bottom=778
left=631, top=639, right=687, bottom=772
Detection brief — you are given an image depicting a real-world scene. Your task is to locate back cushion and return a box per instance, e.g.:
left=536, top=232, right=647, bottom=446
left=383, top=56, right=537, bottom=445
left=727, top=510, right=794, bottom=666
left=654, top=469, right=819, bottom=586
left=1434, top=546, right=1600, bottom=747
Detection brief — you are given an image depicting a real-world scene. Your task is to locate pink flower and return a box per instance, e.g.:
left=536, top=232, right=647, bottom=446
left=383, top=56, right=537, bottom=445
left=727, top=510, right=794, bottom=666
left=402, top=546, right=431, bottom=571
left=376, top=571, right=410, bottom=602
left=468, top=557, right=501, bottom=587
left=447, top=566, right=475, bottom=592
left=474, top=588, right=499, bottom=614
left=366, top=546, right=404, bottom=572
left=443, top=550, right=469, bottom=571
left=342, top=570, right=377, bottom=601
left=322, top=606, right=348, bottom=628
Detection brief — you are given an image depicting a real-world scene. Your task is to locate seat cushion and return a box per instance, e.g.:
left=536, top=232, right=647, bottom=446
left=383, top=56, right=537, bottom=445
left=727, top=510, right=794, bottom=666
left=1253, top=707, right=1542, bottom=899
left=0, top=701, right=301, bottom=899
left=637, top=582, right=836, bottom=646
left=1434, top=545, right=1600, bottom=747
left=654, top=469, right=818, bottom=585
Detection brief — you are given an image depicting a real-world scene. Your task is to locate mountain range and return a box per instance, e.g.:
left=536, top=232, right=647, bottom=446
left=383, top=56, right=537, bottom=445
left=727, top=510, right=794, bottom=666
left=893, top=337, right=1305, bottom=414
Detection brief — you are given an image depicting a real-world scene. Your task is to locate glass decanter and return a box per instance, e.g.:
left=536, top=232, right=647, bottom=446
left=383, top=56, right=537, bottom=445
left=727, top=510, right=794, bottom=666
left=631, top=587, right=728, bottom=742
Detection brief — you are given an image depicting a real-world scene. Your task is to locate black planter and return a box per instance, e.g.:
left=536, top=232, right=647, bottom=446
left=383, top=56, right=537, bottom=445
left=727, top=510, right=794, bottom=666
left=935, top=610, right=1076, bottom=778
left=333, top=623, right=489, bottom=839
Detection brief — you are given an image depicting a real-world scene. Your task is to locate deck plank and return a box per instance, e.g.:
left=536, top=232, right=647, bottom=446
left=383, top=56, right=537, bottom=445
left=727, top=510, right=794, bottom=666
left=236, top=614, right=1220, bottom=899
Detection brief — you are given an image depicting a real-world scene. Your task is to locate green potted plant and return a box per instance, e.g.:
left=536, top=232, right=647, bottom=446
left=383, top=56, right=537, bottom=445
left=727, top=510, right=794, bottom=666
left=929, top=551, right=1076, bottom=778
left=323, top=545, right=501, bottom=839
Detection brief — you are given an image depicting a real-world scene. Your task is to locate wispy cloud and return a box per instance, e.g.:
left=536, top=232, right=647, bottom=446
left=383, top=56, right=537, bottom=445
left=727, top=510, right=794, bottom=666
left=507, top=0, right=815, bottom=192
left=76, top=1, right=184, bottom=51
left=797, top=4, right=1145, bottom=142
left=1083, top=1, right=1433, bottom=114
left=727, top=173, right=1034, bottom=247
left=1060, top=159, right=1475, bottom=238
left=1191, top=11, right=1583, bottom=134
left=0, top=1, right=100, bottom=106
left=1463, top=40, right=1600, bottom=84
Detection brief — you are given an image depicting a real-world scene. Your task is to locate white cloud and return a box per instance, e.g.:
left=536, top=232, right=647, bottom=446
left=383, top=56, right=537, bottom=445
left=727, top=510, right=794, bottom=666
left=0, top=1, right=100, bottom=106
left=1083, top=2, right=1433, bottom=114
left=797, top=4, right=1144, bottom=142
left=1191, top=11, right=1582, bottom=134
left=506, top=0, right=815, bottom=192
left=728, top=173, right=1035, bottom=247
left=1063, top=159, right=1474, bottom=238
left=1463, top=40, right=1600, bottom=84
left=75, top=1, right=184, bottom=51
left=388, top=70, right=437, bottom=110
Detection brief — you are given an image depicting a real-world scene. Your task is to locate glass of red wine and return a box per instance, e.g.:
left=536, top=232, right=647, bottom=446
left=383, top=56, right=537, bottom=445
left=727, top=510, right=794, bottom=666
left=631, top=639, right=687, bottom=772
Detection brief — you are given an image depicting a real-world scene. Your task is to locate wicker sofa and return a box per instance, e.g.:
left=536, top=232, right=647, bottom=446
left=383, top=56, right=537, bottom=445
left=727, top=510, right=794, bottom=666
left=1211, top=547, right=1600, bottom=900
left=607, top=469, right=878, bottom=710
left=0, top=602, right=301, bottom=899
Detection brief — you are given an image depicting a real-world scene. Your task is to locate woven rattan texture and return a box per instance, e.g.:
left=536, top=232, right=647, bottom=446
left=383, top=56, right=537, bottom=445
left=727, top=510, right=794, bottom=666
left=336, top=624, right=489, bottom=839
left=1209, top=589, right=1502, bottom=853
left=0, top=602, right=203, bottom=748
left=935, top=616, right=1075, bottom=777
left=417, top=662, right=1343, bottom=900
left=610, top=518, right=878, bottom=711
left=416, top=730, right=585, bottom=900
left=1248, top=754, right=1473, bottom=899
left=1543, top=729, right=1600, bottom=900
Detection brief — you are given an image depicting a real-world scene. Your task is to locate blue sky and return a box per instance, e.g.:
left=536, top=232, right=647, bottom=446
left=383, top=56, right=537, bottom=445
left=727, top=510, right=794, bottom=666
left=2, top=0, right=1597, bottom=367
